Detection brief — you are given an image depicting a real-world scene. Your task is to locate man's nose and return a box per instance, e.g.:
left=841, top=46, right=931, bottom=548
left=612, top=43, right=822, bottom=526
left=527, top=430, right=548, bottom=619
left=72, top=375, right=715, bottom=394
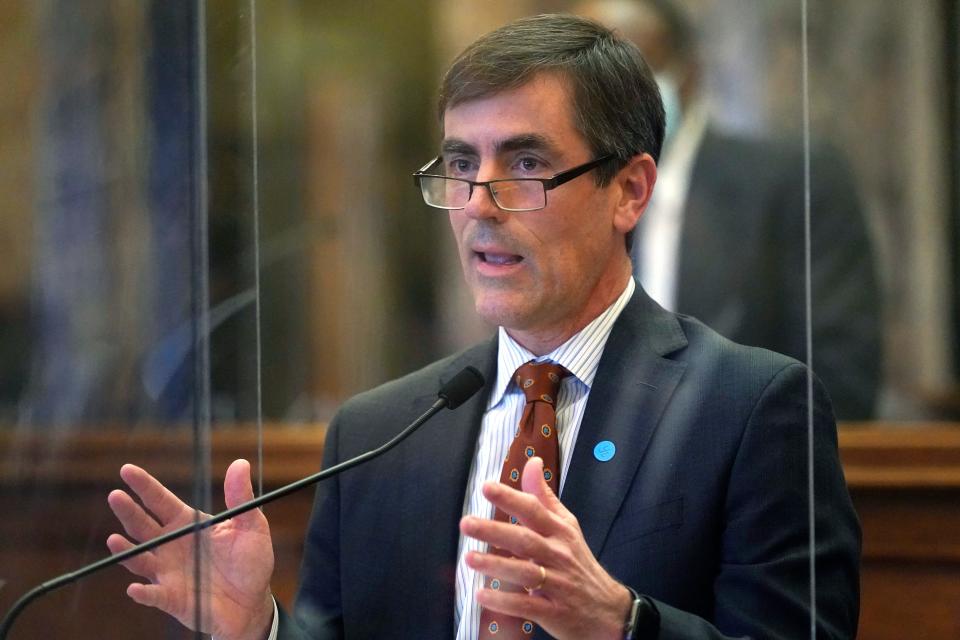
left=464, top=179, right=508, bottom=223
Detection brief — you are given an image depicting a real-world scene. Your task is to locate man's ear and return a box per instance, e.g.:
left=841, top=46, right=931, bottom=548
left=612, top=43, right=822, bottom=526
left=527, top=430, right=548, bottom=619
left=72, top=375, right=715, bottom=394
left=612, top=153, right=657, bottom=235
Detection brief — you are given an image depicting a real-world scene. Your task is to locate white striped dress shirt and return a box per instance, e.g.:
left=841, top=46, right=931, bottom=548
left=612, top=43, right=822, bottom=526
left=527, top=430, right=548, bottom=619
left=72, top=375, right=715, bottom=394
left=453, top=277, right=636, bottom=639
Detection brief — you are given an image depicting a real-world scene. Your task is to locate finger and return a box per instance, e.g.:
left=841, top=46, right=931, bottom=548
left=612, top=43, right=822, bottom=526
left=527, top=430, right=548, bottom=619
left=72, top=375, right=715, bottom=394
left=126, top=582, right=174, bottom=614
left=120, top=464, right=189, bottom=524
left=466, top=551, right=557, bottom=594
left=108, top=488, right=163, bottom=542
left=106, top=533, right=159, bottom=581
left=460, top=516, right=552, bottom=563
left=481, top=478, right=559, bottom=536
left=223, top=459, right=262, bottom=531
left=520, top=456, right=566, bottom=516
left=476, top=587, right=555, bottom=622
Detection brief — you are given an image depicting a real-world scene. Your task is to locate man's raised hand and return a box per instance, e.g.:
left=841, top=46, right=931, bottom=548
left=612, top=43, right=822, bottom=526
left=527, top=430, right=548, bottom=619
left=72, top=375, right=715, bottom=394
left=106, top=459, right=275, bottom=640
left=460, top=456, right=633, bottom=640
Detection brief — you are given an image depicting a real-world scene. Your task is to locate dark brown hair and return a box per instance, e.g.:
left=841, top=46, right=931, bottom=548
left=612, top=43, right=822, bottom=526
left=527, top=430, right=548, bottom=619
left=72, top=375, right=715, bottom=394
left=438, top=12, right=665, bottom=186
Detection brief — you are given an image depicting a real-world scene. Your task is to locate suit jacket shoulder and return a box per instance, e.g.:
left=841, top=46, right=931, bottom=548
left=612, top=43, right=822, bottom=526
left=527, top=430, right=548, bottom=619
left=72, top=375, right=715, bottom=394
left=328, top=339, right=497, bottom=458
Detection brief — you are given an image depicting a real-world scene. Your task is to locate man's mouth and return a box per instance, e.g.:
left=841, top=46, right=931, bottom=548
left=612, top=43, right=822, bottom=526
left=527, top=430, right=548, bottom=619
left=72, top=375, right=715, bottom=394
left=476, top=251, right=523, bottom=266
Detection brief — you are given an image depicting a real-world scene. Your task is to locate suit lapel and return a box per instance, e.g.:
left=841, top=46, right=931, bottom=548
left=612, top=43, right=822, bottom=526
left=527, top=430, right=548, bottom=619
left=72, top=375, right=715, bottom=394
left=560, top=289, right=688, bottom=557
left=393, top=339, right=498, bottom=636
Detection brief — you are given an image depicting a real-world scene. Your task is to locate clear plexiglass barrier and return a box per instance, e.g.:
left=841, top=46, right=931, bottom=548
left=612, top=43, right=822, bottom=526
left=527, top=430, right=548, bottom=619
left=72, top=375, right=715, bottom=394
left=0, top=1, right=957, bottom=639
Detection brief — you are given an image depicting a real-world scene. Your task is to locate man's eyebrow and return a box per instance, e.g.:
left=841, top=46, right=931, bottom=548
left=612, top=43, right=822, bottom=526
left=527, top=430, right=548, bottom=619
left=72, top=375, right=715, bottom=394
left=440, top=134, right=561, bottom=158
left=440, top=139, right=478, bottom=156
left=495, top=134, right=559, bottom=155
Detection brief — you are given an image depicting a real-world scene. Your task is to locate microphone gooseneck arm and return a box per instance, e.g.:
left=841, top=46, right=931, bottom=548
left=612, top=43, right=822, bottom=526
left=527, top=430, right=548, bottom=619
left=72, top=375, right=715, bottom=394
left=0, top=365, right=485, bottom=640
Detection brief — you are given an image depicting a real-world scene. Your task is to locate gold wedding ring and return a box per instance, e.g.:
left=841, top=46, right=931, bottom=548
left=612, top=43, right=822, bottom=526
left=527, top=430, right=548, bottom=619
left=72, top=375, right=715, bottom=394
left=524, top=564, right=547, bottom=593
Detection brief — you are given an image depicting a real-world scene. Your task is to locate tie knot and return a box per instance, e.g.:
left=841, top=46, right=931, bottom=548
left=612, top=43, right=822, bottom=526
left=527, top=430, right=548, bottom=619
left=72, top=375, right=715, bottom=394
left=514, top=361, right=569, bottom=405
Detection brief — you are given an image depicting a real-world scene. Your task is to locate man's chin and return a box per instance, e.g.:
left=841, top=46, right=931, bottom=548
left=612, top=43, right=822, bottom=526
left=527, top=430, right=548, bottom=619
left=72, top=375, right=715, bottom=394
left=473, top=295, right=537, bottom=331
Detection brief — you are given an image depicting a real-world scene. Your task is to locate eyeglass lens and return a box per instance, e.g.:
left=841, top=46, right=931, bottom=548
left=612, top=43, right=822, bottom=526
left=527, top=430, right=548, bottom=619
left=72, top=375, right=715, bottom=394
left=420, top=177, right=545, bottom=211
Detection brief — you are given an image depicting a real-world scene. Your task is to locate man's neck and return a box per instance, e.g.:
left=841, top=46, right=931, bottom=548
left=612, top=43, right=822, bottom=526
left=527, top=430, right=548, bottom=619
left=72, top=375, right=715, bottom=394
left=504, top=271, right=633, bottom=356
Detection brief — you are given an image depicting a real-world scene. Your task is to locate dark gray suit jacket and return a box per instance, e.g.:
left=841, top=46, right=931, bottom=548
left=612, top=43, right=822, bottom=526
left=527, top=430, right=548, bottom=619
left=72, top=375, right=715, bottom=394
left=278, top=287, right=860, bottom=639
left=648, top=127, right=881, bottom=420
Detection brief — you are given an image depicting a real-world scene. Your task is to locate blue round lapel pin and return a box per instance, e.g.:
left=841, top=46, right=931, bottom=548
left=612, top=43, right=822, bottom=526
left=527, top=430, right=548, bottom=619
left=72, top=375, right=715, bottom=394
left=593, top=440, right=616, bottom=462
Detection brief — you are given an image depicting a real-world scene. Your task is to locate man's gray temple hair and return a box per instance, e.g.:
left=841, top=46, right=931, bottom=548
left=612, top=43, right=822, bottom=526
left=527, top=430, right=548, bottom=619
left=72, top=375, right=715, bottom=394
left=436, top=13, right=665, bottom=251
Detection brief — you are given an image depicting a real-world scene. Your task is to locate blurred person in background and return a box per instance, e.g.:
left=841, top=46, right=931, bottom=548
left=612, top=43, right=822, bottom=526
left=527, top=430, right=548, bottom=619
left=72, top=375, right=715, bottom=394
left=576, top=0, right=882, bottom=420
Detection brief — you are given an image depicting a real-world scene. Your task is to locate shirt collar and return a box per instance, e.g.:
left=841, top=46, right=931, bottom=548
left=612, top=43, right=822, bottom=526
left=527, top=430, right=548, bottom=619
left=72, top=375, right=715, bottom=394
left=487, top=277, right=636, bottom=409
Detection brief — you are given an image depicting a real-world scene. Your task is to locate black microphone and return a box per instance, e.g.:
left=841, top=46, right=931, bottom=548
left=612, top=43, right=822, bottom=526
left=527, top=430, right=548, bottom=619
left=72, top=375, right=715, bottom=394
left=0, top=365, right=485, bottom=639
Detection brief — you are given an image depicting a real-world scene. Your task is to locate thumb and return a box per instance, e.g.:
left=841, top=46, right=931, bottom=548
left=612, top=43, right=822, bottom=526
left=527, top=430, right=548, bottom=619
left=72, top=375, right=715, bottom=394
left=224, top=458, right=259, bottom=528
left=521, top=456, right=564, bottom=514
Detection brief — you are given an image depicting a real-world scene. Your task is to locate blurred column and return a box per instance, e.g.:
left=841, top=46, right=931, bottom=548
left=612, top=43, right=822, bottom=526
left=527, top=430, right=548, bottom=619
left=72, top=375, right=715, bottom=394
left=0, top=3, right=39, bottom=422
left=25, top=1, right=151, bottom=427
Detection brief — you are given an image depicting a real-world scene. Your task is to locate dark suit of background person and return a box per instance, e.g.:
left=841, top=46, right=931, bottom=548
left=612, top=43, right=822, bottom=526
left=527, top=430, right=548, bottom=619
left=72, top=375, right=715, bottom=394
left=668, top=127, right=881, bottom=420
left=276, top=286, right=861, bottom=640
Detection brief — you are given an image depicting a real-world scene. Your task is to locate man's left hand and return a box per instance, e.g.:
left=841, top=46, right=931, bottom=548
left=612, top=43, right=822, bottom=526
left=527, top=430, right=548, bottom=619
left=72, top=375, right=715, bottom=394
left=460, top=456, right=633, bottom=640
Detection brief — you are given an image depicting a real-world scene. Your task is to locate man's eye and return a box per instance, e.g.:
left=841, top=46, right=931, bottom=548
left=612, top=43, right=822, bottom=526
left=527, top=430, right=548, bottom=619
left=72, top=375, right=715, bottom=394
left=448, top=159, right=474, bottom=175
left=517, top=157, right=542, bottom=173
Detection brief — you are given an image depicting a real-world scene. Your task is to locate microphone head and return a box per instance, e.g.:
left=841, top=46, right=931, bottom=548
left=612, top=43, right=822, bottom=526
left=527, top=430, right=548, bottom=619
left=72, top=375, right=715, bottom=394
left=438, top=366, right=485, bottom=409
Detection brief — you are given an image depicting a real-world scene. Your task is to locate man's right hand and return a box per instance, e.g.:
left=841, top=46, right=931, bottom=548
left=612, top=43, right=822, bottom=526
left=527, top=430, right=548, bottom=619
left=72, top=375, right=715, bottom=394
left=107, top=458, right=275, bottom=640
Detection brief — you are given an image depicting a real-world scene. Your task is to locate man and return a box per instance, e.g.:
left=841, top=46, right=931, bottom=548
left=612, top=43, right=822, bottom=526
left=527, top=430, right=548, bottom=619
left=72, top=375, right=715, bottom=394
left=576, top=0, right=883, bottom=420
left=108, top=14, right=860, bottom=639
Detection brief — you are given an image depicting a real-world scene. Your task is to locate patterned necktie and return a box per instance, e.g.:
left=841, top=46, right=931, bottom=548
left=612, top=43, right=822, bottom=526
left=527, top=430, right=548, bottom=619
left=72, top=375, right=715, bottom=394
left=478, top=360, right=569, bottom=639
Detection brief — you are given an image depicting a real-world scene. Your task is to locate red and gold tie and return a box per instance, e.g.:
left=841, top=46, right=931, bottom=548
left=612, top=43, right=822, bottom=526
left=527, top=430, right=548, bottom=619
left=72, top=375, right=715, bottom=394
left=478, top=361, right=569, bottom=638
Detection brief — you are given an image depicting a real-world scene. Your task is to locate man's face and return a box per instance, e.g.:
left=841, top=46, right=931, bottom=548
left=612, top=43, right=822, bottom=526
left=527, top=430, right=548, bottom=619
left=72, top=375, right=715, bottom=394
left=443, top=73, right=632, bottom=347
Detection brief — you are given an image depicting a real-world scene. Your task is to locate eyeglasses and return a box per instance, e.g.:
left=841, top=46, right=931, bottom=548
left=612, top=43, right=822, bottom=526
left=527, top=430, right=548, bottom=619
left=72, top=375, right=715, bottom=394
left=412, top=154, right=616, bottom=212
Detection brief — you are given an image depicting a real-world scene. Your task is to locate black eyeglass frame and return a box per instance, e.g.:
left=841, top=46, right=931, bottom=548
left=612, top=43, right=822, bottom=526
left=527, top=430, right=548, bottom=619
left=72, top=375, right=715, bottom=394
left=412, top=153, right=617, bottom=212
